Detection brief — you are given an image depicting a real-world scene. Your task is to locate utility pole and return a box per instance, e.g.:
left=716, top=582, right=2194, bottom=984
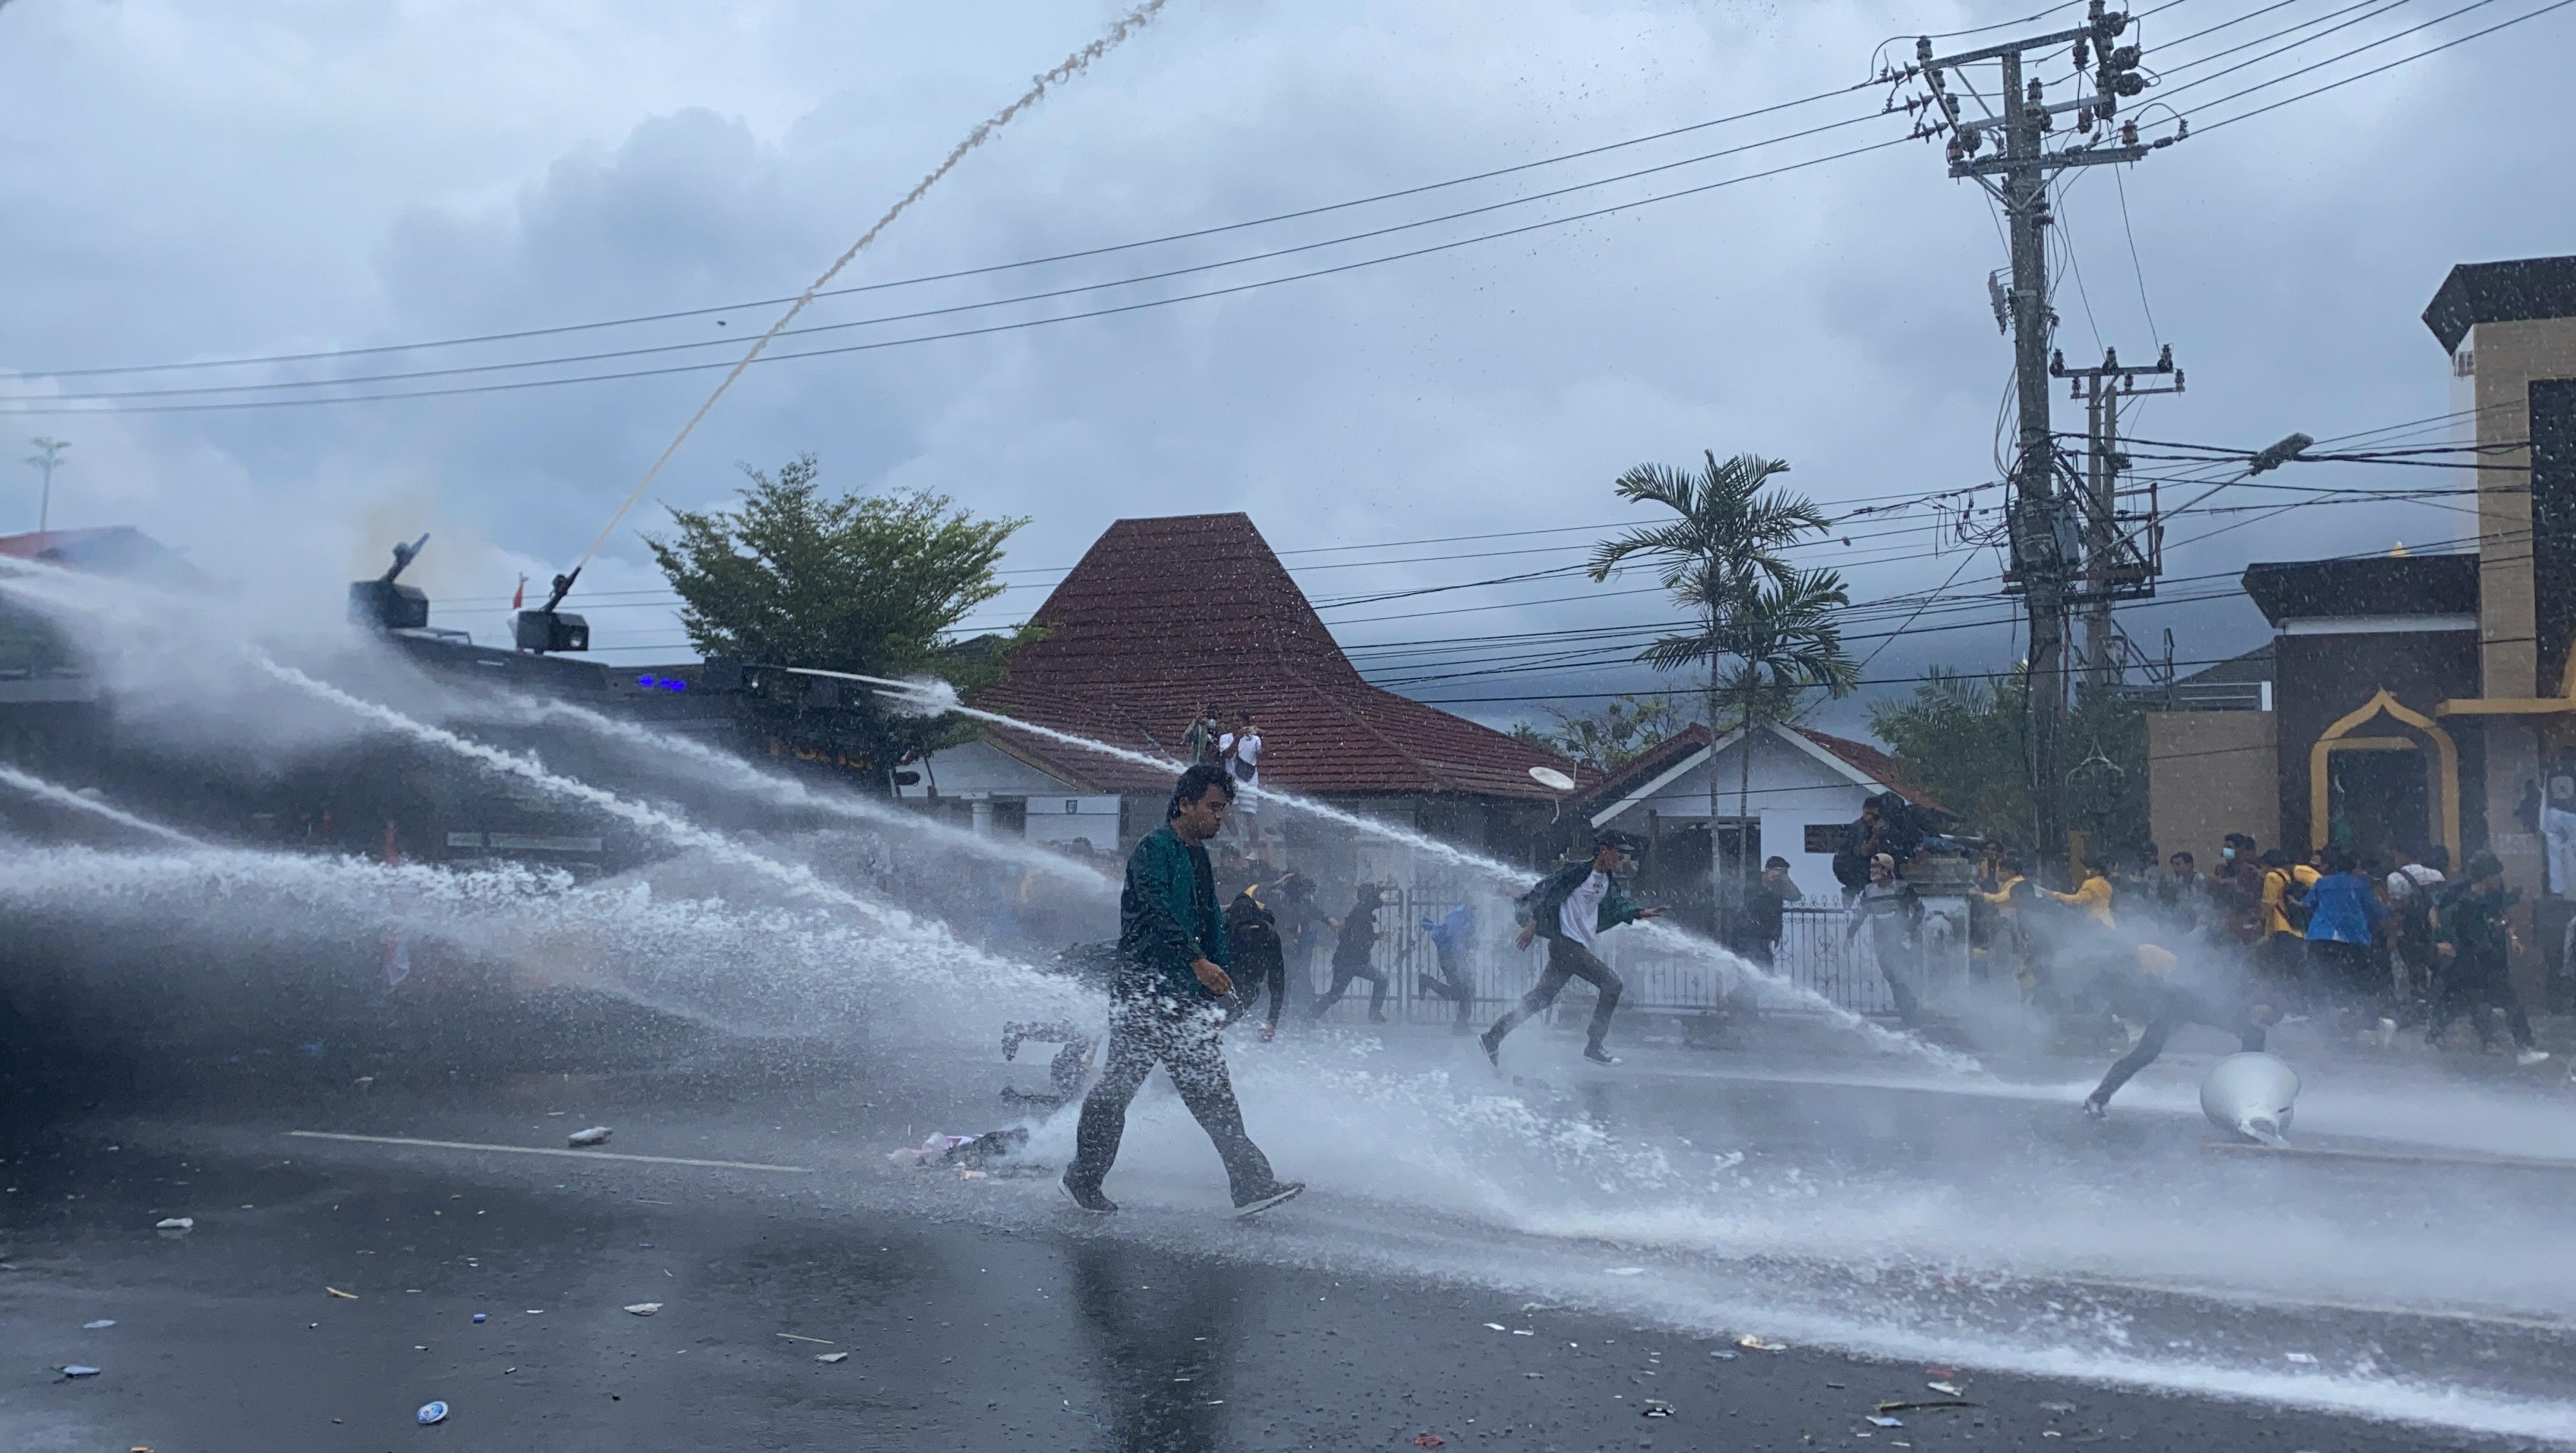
left=25, top=438, right=69, bottom=533
left=2052, top=343, right=2182, bottom=690
left=1914, top=0, right=2179, bottom=881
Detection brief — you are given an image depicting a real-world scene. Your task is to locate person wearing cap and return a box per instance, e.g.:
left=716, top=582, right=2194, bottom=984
left=2081, top=941, right=2279, bottom=1117
left=1480, top=830, right=1668, bottom=1067
left=1846, top=852, right=1926, bottom=1026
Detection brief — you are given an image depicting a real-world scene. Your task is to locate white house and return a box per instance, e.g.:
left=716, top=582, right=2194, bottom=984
left=1580, top=721, right=1948, bottom=903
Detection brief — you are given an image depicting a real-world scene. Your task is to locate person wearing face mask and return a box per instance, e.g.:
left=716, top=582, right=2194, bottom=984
left=2208, top=833, right=2266, bottom=946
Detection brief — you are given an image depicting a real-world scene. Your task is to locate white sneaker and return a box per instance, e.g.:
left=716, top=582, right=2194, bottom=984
left=2516, top=1048, right=2552, bottom=1068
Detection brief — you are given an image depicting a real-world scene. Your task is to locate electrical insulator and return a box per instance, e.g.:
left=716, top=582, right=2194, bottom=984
left=2073, top=37, right=2090, bottom=69
left=2108, top=44, right=2141, bottom=70
left=2121, top=120, right=2138, bottom=146
left=2112, top=71, right=2145, bottom=97
left=2027, top=78, right=2045, bottom=104
left=1961, top=127, right=1983, bottom=154
left=2077, top=106, right=2094, bottom=132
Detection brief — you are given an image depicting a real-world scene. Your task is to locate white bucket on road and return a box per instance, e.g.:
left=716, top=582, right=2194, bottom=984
left=2201, top=1051, right=2300, bottom=1145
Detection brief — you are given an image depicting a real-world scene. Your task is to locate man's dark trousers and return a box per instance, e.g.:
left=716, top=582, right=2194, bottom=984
left=1487, top=936, right=1623, bottom=1050
left=1068, top=981, right=1278, bottom=1204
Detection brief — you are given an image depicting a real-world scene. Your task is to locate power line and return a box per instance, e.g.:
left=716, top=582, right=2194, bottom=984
left=2189, top=0, right=2574, bottom=128
left=0, top=134, right=1917, bottom=418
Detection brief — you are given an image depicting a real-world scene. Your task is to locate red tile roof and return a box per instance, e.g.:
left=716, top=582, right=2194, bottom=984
left=969, top=513, right=1590, bottom=800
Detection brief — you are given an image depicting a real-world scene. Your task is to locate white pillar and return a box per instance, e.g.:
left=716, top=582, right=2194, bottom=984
left=970, top=800, right=993, bottom=837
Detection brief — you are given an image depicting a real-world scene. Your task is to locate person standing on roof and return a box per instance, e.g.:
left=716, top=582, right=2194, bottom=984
left=1182, top=703, right=1224, bottom=767
left=1479, top=830, right=1668, bottom=1067
left=1062, top=764, right=1303, bottom=1218
left=1220, top=709, right=1263, bottom=844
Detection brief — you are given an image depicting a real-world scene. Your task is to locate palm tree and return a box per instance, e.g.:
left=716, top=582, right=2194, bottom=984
left=1590, top=451, right=1860, bottom=933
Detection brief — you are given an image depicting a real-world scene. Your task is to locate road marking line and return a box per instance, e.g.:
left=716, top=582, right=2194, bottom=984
left=285, top=1131, right=812, bottom=1174
left=2204, top=1139, right=2576, bottom=1173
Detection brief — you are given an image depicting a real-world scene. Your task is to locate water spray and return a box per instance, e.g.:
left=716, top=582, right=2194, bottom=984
left=537, top=0, right=1175, bottom=626
left=0, top=762, right=201, bottom=846
left=808, top=667, right=1975, bottom=1069
left=500, top=694, right=1110, bottom=891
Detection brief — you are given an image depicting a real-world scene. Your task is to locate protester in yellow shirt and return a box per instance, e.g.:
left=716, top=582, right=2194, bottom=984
left=2257, top=847, right=2321, bottom=989
left=2043, top=857, right=2116, bottom=928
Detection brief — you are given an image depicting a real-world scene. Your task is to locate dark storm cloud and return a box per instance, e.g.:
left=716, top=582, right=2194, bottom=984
left=0, top=0, right=2566, bottom=724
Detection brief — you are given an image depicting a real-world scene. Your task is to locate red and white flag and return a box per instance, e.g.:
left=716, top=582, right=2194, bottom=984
left=511, top=574, right=527, bottom=610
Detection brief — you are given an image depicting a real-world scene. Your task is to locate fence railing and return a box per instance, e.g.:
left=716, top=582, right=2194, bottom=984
left=1303, top=891, right=1891, bottom=1027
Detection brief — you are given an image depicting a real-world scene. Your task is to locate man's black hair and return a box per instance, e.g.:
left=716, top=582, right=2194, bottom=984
left=1763, top=855, right=1790, bottom=871
left=2321, top=842, right=2356, bottom=874
left=2424, top=844, right=2452, bottom=873
left=2170, top=849, right=2195, bottom=866
left=1167, top=762, right=1237, bottom=820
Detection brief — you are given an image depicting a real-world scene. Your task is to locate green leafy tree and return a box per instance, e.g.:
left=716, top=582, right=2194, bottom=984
left=1590, top=451, right=1858, bottom=920
left=1511, top=693, right=1686, bottom=773
left=647, top=454, right=1031, bottom=768
left=1868, top=669, right=2147, bottom=860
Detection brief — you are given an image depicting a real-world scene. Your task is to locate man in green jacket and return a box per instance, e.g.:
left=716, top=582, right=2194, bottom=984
left=1063, top=763, right=1304, bottom=1218
left=1479, top=830, right=1666, bottom=1067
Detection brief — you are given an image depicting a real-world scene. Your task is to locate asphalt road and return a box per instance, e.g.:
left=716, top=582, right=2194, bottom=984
left=0, top=1058, right=2534, bottom=1453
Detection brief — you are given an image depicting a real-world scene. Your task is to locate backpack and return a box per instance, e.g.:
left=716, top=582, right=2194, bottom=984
left=2268, top=869, right=2313, bottom=934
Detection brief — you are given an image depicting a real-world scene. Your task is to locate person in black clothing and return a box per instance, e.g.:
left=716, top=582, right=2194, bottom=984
left=1224, top=869, right=1290, bottom=1042
left=1730, top=856, right=1796, bottom=967
left=1309, top=885, right=1391, bottom=1023
left=1063, top=764, right=1301, bottom=1218
left=2427, top=850, right=2550, bottom=1065
left=2081, top=942, right=2277, bottom=1116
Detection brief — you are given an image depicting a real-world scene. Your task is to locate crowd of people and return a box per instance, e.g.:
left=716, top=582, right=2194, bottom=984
left=1946, top=827, right=2560, bottom=1116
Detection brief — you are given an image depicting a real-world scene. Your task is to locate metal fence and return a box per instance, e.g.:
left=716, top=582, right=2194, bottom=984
left=1303, top=889, right=1892, bottom=1027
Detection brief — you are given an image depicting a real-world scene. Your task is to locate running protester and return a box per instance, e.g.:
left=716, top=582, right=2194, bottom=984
left=1224, top=870, right=1290, bottom=1041
left=1063, top=765, right=1303, bottom=1217
left=1309, top=885, right=1391, bottom=1023
left=2082, top=942, right=2278, bottom=1116
left=1480, top=831, right=1667, bottom=1067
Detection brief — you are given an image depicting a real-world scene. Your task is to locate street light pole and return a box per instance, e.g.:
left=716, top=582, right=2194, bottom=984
left=26, top=438, right=70, bottom=533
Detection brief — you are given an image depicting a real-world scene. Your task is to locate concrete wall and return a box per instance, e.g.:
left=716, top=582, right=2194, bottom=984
left=2147, top=710, right=2277, bottom=863
left=1593, top=727, right=1875, bottom=903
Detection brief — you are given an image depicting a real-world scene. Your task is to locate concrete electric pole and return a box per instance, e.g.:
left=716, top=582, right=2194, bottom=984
left=1915, top=0, right=2179, bottom=880
left=2053, top=344, right=2183, bottom=690
left=25, top=438, right=69, bottom=533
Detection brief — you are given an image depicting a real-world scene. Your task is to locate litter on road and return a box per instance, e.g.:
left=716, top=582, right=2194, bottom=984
left=1412, top=1435, right=1446, bottom=1448
left=776, top=1332, right=834, bottom=1345
left=1641, top=1400, right=1676, bottom=1418
left=1482, top=1322, right=1506, bottom=1332
left=154, top=1217, right=192, bottom=1231
left=325, top=1287, right=359, bottom=1299
left=1867, top=1415, right=1903, bottom=1428
left=1736, top=1334, right=1786, bottom=1351
left=1876, top=1399, right=1977, bottom=1413
left=815, top=1352, right=849, bottom=1364
left=416, top=1400, right=448, bottom=1425
left=1605, top=1266, right=1644, bottom=1276
left=83, top=1319, right=115, bottom=1329
left=624, top=1303, right=662, bottom=1316
left=567, top=1126, right=613, bottom=1146
left=1928, top=1380, right=1963, bottom=1394
left=58, top=1364, right=100, bottom=1378
left=471, top=1313, right=487, bottom=1324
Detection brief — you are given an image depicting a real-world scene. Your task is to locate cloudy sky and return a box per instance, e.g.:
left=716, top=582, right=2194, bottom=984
left=2, top=0, right=2568, bottom=737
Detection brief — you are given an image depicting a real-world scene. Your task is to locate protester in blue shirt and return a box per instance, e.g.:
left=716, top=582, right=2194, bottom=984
left=2302, top=843, right=2383, bottom=1013
left=1418, top=904, right=1478, bottom=1034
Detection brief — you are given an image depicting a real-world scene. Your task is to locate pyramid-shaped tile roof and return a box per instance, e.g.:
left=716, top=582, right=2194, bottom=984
left=972, top=512, right=1588, bottom=800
